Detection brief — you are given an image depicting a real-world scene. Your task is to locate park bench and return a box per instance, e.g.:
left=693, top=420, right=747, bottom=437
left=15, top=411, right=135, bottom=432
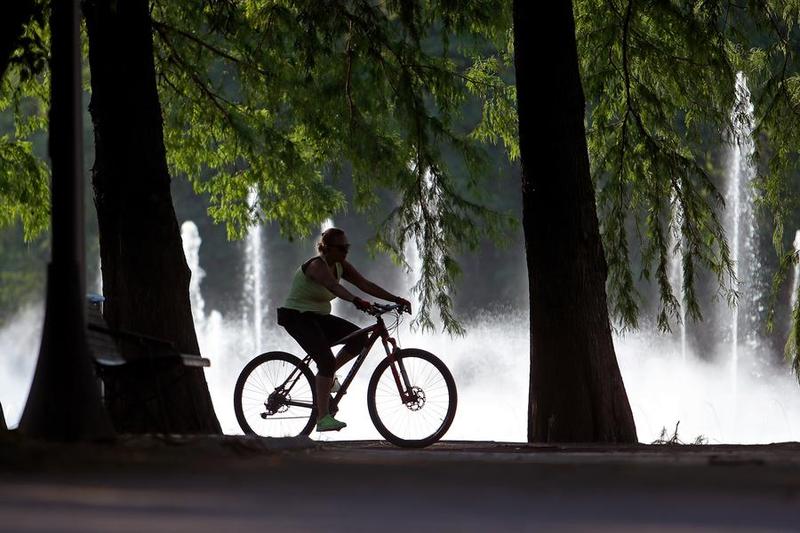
left=86, top=294, right=210, bottom=431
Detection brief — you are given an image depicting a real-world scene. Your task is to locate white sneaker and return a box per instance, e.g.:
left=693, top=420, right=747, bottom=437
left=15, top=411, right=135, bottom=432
left=331, top=375, right=342, bottom=394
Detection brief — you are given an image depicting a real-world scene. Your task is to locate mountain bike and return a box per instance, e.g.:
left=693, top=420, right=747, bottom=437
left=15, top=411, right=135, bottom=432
left=233, top=303, right=457, bottom=448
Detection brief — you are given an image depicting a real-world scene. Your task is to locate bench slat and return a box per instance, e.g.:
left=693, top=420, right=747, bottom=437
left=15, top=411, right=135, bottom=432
left=86, top=301, right=211, bottom=369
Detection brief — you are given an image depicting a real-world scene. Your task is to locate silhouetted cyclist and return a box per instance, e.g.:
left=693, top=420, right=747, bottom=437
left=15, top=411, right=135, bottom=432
left=277, top=227, right=411, bottom=431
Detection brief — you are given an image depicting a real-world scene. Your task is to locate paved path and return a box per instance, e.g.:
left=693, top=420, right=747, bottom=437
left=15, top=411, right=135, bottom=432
left=1, top=436, right=799, bottom=531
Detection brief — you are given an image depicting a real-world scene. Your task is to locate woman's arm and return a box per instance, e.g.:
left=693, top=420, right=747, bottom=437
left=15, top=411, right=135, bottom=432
left=305, top=257, right=358, bottom=302
left=341, top=261, right=406, bottom=304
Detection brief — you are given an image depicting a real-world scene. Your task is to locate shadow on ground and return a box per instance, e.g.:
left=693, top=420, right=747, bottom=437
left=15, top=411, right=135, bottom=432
left=1, top=433, right=799, bottom=531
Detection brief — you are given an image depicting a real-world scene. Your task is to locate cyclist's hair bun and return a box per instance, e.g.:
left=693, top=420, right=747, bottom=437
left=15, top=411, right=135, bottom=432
left=318, top=227, right=345, bottom=253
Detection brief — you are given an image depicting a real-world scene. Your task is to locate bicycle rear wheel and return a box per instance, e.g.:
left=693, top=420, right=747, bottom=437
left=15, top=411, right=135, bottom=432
left=234, top=351, right=317, bottom=437
left=367, top=348, right=457, bottom=448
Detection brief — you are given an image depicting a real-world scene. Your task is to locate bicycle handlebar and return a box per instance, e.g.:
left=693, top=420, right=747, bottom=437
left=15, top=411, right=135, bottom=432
left=366, top=302, right=410, bottom=316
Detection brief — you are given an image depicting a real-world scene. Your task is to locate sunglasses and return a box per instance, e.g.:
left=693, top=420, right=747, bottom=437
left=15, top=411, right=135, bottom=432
left=330, top=243, right=350, bottom=252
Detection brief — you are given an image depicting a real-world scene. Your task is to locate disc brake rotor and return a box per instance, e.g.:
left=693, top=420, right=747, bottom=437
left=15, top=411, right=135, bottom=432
left=405, top=386, right=426, bottom=411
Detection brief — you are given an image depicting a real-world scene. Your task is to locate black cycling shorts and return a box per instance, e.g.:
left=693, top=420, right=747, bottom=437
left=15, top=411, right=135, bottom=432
left=277, top=307, right=369, bottom=377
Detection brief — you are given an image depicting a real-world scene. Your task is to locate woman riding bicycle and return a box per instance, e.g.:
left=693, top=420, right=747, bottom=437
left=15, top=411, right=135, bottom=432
left=276, top=227, right=411, bottom=432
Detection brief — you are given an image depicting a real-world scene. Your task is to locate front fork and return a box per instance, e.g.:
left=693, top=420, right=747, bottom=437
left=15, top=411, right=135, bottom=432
left=383, top=335, right=415, bottom=402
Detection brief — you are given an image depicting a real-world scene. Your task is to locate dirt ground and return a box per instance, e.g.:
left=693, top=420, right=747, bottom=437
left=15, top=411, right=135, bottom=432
left=1, top=433, right=799, bottom=532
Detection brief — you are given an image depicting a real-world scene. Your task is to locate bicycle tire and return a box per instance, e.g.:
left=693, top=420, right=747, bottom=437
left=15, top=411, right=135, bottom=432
left=367, top=348, right=457, bottom=448
left=234, top=351, right=317, bottom=437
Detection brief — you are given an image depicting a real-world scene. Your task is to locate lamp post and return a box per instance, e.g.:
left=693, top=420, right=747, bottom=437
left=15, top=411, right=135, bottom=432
left=18, top=0, right=113, bottom=440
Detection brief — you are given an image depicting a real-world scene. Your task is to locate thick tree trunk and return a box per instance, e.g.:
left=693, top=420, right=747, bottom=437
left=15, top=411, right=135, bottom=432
left=514, top=0, right=637, bottom=442
left=83, top=0, right=220, bottom=434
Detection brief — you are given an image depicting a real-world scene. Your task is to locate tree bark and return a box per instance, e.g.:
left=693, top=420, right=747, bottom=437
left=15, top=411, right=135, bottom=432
left=514, top=0, right=637, bottom=442
left=82, top=0, right=220, bottom=434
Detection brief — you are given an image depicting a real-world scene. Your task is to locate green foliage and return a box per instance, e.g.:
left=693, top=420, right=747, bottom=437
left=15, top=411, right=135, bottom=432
left=0, top=137, right=48, bottom=238
left=786, top=282, right=800, bottom=379
left=0, top=0, right=517, bottom=334
left=0, top=11, right=49, bottom=241
left=577, top=0, right=737, bottom=332
left=151, top=0, right=517, bottom=333
left=743, top=2, right=800, bottom=381
left=465, top=49, right=518, bottom=160
left=1, top=0, right=48, bottom=81
left=154, top=1, right=344, bottom=239
left=576, top=0, right=800, bottom=378
left=374, top=162, right=515, bottom=331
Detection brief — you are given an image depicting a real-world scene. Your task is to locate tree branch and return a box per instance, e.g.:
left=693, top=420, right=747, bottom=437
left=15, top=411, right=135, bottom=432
left=152, top=18, right=270, bottom=77
left=154, top=24, right=240, bottom=131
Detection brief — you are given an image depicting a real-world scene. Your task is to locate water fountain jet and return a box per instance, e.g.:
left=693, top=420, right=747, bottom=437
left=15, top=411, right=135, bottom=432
left=181, top=221, right=206, bottom=328
left=726, top=71, right=759, bottom=397
left=668, top=193, right=687, bottom=362
left=790, top=230, right=800, bottom=313
left=243, top=189, right=266, bottom=353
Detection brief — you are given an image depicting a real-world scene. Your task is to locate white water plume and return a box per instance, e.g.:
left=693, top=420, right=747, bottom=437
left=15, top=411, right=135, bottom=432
left=668, top=192, right=687, bottom=362
left=192, top=197, right=800, bottom=443
left=0, top=304, right=43, bottom=429
left=181, top=221, right=207, bottom=327
left=243, top=189, right=267, bottom=354
left=400, top=164, right=440, bottom=324
left=321, top=218, right=335, bottom=232
left=196, top=302, right=800, bottom=444
left=3, top=210, right=800, bottom=443
left=791, top=230, right=800, bottom=313
left=403, top=235, right=422, bottom=311
left=616, top=331, right=800, bottom=443
left=726, top=71, right=761, bottom=397
left=1, top=292, right=799, bottom=443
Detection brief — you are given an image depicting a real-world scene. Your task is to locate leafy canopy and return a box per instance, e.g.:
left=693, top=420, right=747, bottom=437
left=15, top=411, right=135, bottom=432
left=5, top=0, right=800, bottom=359
left=1, top=0, right=519, bottom=333
left=0, top=4, right=48, bottom=240
left=576, top=0, right=800, bottom=378
left=150, top=0, right=517, bottom=332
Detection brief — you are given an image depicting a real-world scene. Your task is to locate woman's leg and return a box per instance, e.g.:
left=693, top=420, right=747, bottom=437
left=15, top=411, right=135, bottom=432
left=334, top=347, right=359, bottom=370
left=279, top=312, right=338, bottom=422
left=317, top=314, right=370, bottom=370
left=315, top=375, right=334, bottom=421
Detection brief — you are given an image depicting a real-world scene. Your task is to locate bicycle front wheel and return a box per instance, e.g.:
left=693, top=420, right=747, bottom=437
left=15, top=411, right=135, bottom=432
left=234, top=351, right=317, bottom=437
left=367, top=348, right=457, bottom=448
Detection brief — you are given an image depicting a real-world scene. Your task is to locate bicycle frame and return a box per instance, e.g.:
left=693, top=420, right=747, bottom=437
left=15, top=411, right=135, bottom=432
left=275, top=313, right=414, bottom=412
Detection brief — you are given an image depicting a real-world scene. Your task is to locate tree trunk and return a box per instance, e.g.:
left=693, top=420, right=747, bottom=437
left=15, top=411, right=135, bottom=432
left=514, top=0, right=637, bottom=443
left=83, top=0, right=220, bottom=434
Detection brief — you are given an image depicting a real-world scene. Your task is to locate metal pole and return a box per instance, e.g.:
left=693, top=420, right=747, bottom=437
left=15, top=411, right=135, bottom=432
left=18, top=0, right=113, bottom=440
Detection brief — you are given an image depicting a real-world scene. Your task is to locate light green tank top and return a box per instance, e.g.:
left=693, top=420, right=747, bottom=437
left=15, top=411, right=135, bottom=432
left=282, top=258, right=343, bottom=315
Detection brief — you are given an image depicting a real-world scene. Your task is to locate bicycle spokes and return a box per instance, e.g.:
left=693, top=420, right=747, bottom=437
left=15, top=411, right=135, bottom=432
left=371, top=354, right=454, bottom=442
left=237, top=355, right=316, bottom=437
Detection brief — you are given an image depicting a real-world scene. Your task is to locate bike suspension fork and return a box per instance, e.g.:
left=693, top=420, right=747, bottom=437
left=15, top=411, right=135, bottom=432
left=383, top=336, right=413, bottom=401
